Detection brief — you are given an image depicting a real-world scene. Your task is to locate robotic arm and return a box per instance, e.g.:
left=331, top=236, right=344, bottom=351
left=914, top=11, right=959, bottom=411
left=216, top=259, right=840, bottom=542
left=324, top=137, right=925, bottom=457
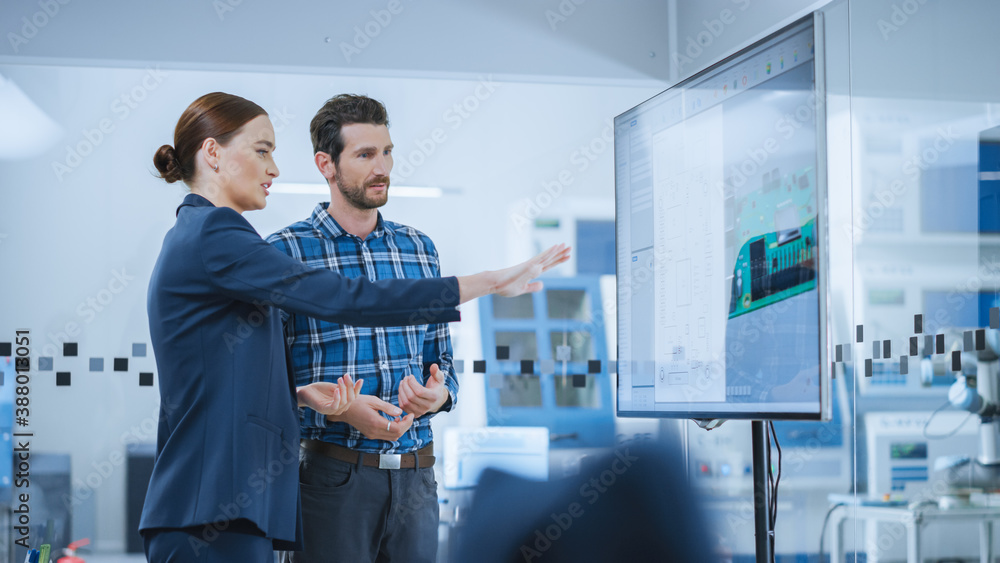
left=948, top=369, right=1000, bottom=418
left=920, top=330, right=1000, bottom=466
left=939, top=334, right=1000, bottom=466
left=915, top=334, right=1000, bottom=417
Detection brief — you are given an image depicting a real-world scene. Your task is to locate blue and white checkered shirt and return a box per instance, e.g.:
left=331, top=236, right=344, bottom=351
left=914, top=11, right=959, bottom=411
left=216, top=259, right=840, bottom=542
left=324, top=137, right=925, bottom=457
left=267, top=203, right=457, bottom=454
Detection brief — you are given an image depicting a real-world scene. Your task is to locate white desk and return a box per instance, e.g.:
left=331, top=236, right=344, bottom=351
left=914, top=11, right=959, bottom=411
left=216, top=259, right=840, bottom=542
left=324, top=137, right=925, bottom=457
left=829, top=503, right=1000, bottom=563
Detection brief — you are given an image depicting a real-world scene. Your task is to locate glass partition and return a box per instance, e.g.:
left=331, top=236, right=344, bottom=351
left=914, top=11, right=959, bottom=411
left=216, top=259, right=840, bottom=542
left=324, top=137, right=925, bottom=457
left=842, top=0, right=1000, bottom=559
left=683, top=1, right=1000, bottom=560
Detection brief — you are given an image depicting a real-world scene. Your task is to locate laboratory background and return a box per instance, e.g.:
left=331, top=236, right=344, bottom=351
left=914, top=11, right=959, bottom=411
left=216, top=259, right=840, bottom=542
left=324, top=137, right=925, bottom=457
left=2, top=0, right=1000, bottom=562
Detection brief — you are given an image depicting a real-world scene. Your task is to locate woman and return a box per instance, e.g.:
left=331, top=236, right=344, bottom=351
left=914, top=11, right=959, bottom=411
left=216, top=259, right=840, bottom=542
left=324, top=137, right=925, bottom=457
left=140, top=92, right=569, bottom=562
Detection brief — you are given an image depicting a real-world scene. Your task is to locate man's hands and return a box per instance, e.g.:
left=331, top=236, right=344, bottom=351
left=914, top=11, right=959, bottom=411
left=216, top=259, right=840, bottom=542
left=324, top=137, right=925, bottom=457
left=457, top=243, right=571, bottom=304
left=322, top=365, right=450, bottom=441
left=327, top=394, right=415, bottom=442
left=297, top=375, right=364, bottom=416
left=398, top=363, right=449, bottom=418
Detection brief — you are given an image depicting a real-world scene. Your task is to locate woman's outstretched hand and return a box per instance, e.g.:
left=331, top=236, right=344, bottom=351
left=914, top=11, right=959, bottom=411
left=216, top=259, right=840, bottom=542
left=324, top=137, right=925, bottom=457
left=457, top=243, right=572, bottom=303
left=493, top=243, right=571, bottom=296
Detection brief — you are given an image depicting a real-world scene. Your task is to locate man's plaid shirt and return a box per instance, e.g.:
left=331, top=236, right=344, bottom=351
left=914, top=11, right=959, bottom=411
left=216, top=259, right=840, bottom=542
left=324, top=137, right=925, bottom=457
left=266, top=203, right=456, bottom=454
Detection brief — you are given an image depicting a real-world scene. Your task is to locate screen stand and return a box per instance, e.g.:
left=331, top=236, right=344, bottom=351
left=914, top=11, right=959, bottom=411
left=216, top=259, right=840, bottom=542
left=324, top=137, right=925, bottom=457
left=751, top=420, right=773, bottom=562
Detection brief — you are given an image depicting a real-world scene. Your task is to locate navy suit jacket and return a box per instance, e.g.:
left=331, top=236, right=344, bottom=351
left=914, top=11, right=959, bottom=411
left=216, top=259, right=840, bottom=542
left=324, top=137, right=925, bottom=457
left=139, top=194, right=460, bottom=549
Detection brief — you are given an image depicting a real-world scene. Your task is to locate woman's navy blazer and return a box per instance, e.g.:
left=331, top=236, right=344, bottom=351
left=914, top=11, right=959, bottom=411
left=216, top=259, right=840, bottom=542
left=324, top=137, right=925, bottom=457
left=139, top=194, right=460, bottom=549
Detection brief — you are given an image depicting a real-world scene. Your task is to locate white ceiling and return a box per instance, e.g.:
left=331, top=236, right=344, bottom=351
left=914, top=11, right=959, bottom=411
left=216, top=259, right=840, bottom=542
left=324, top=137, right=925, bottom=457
left=1, top=0, right=674, bottom=84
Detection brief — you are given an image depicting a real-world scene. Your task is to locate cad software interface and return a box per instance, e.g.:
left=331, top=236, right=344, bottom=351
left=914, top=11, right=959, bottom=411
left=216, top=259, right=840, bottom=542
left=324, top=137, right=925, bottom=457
left=616, top=20, right=822, bottom=417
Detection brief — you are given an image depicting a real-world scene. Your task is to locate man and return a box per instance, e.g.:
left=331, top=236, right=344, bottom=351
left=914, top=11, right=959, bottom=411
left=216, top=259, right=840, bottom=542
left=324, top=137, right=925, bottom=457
left=268, top=94, right=455, bottom=563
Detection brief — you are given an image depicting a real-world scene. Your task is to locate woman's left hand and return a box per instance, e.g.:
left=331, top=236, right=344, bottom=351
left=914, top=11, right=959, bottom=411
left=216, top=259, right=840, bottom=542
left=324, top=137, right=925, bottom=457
left=297, top=375, right=364, bottom=416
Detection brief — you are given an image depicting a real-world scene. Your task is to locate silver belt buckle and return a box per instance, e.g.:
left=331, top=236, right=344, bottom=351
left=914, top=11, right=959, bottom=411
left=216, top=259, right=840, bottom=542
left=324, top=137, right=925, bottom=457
left=378, top=454, right=401, bottom=469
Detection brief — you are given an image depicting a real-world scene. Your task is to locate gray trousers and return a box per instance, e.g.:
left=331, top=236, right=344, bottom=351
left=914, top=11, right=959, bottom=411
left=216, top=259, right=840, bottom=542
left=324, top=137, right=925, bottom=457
left=282, top=446, right=439, bottom=563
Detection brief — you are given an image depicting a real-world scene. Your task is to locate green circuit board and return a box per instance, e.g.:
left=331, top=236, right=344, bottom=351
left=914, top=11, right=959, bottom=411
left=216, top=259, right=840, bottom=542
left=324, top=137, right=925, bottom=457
left=727, top=166, right=818, bottom=319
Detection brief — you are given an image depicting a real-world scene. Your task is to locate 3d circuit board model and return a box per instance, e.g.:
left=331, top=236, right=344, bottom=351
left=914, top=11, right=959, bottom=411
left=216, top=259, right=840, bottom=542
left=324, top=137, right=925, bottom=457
left=727, top=166, right=818, bottom=319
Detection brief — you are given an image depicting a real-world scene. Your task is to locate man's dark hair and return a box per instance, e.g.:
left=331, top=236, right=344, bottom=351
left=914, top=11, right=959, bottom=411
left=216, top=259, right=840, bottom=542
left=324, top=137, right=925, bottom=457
left=310, top=94, right=389, bottom=166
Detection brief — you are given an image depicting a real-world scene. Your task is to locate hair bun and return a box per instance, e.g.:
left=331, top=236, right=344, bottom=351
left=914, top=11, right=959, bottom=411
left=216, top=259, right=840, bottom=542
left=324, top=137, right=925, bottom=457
left=153, top=144, right=184, bottom=183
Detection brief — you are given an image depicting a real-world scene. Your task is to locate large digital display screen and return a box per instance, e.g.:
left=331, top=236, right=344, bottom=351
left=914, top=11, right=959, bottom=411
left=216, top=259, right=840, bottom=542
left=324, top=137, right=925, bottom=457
left=615, top=16, right=828, bottom=419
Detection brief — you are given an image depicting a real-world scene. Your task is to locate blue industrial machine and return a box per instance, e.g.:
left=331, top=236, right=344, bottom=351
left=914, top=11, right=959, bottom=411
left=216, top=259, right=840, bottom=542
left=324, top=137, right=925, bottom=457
left=478, top=275, right=614, bottom=449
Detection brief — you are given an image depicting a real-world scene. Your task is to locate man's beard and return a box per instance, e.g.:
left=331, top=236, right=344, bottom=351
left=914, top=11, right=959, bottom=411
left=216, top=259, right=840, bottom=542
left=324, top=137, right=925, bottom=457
left=337, top=175, right=389, bottom=209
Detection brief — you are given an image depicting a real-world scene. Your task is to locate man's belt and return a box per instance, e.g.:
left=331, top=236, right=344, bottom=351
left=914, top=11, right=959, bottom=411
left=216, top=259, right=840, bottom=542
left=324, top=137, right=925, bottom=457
left=301, top=438, right=435, bottom=469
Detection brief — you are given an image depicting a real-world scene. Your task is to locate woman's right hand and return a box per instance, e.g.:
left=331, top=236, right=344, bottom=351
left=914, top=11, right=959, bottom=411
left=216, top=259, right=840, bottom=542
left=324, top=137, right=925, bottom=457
left=492, top=243, right=571, bottom=297
left=457, top=243, right=571, bottom=304
left=296, top=375, right=364, bottom=416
